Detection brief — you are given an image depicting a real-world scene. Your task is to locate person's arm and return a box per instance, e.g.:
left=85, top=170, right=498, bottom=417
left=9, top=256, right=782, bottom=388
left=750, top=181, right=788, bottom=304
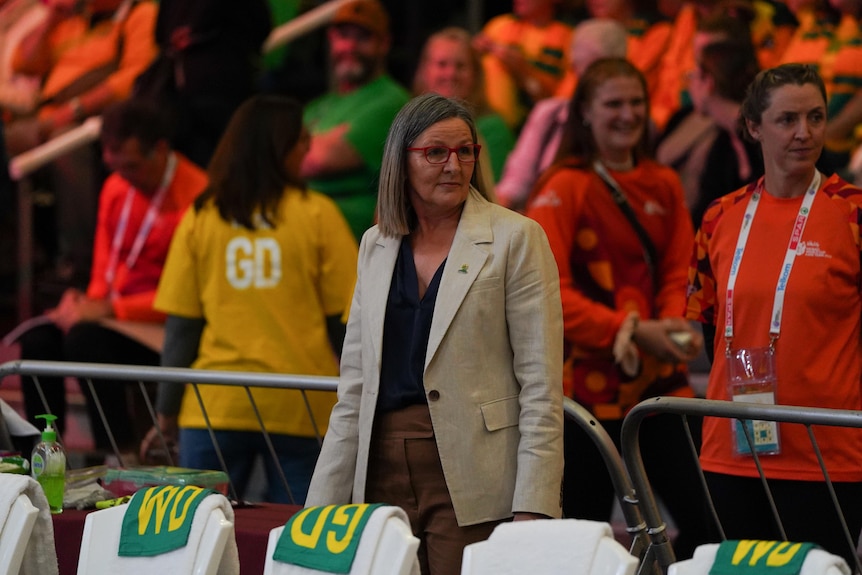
left=99, top=2, right=158, bottom=102
left=685, top=210, right=719, bottom=360
left=138, top=314, right=203, bottom=461
left=301, top=124, right=365, bottom=180
left=505, top=218, right=564, bottom=519
left=139, top=208, right=204, bottom=461
left=157, top=314, right=203, bottom=412
left=46, top=288, right=113, bottom=332
left=305, top=233, right=368, bottom=507
left=826, top=91, right=862, bottom=145
left=629, top=22, right=673, bottom=89
left=34, top=3, right=158, bottom=134
left=315, top=195, right=359, bottom=359
left=488, top=43, right=557, bottom=102
left=526, top=170, right=630, bottom=350
left=648, top=169, right=703, bottom=362
left=11, top=0, right=72, bottom=76
left=496, top=100, right=560, bottom=209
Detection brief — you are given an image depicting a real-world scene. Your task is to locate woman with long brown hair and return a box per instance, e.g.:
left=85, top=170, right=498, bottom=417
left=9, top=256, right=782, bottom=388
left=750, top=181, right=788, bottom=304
left=527, top=57, right=708, bottom=558
left=144, top=95, right=358, bottom=504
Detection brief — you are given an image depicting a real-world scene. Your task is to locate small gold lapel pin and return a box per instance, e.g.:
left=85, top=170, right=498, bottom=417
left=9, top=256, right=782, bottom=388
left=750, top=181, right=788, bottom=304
left=459, top=264, right=469, bottom=274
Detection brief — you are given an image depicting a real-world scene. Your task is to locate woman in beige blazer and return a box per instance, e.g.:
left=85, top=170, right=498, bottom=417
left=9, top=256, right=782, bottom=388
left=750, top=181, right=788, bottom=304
left=306, top=93, right=564, bottom=575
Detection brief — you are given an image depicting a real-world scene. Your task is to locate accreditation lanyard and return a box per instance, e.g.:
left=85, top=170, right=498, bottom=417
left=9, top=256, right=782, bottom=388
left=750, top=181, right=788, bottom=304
left=105, top=152, right=177, bottom=298
left=724, top=171, right=821, bottom=352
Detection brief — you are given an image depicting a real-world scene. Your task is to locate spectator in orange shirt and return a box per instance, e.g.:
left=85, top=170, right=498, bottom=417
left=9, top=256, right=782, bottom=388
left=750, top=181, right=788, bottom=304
left=655, top=20, right=763, bottom=225
left=496, top=19, right=628, bottom=210
left=473, top=0, right=573, bottom=129
left=576, top=0, right=673, bottom=98
left=4, top=0, right=157, bottom=285
left=651, top=0, right=757, bottom=131
left=13, top=99, right=206, bottom=462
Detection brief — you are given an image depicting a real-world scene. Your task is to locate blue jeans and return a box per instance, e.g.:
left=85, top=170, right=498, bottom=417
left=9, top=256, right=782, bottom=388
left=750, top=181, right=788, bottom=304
left=179, top=428, right=320, bottom=505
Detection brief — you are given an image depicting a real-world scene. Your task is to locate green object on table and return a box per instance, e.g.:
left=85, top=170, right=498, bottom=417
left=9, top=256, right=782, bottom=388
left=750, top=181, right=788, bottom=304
left=0, top=455, right=29, bottom=474
left=31, top=414, right=66, bottom=514
left=95, top=495, right=132, bottom=509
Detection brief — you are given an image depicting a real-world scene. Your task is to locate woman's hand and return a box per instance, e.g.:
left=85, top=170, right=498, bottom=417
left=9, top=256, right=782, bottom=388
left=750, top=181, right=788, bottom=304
left=46, top=289, right=113, bottom=332
left=633, top=317, right=703, bottom=364
left=139, top=414, right=179, bottom=464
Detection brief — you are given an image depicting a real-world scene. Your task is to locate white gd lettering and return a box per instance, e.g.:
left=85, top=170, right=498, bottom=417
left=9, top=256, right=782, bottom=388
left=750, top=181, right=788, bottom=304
left=226, top=237, right=282, bottom=289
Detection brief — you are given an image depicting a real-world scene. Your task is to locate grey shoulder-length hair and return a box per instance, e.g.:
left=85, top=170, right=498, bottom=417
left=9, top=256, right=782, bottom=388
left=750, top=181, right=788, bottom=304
left=377, top=93, right=490, bottom=237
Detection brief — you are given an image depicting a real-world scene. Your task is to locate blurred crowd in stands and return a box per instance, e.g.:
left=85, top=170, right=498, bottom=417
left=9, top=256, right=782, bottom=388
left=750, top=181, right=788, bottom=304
left=3, top=0, right=861, bottom=283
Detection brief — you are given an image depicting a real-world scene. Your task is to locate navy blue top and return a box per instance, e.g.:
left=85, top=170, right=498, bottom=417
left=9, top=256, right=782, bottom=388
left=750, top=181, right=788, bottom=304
left=377, top=238, right=446, bottom=414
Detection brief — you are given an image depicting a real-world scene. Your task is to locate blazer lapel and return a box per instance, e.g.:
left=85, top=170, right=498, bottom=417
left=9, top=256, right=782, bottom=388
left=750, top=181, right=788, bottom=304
left=365, top=234, right=400, bottom=374
left=424, top=190, right=492, bottom=371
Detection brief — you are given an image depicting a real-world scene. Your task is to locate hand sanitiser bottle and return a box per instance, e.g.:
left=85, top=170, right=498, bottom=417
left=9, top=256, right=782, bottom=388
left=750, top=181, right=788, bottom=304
left=31, top=414, right=66, bottom=513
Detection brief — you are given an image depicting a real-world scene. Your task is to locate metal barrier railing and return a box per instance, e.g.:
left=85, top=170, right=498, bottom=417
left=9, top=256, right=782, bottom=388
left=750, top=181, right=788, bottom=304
left=0, top=359, right=338, bottom=504
left=4, top=359, right=676, bottom=571
left=621, top=396, right=862, bottom=575
left=564, top=398, right=656, bottom=574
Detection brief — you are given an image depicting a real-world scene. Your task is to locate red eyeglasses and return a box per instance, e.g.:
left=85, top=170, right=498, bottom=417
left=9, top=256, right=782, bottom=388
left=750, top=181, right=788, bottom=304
left=406, top=144, right=482, bottom=164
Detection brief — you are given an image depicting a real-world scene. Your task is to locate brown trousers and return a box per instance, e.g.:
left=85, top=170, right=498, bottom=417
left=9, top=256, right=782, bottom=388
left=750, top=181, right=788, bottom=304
left=365, top=404, right=502, bottom=575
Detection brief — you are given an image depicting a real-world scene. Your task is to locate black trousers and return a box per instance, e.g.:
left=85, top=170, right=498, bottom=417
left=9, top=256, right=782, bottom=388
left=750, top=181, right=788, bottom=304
left=705, top=471, right=862, bottom=569
left=563, top=412, right=710, bottom=559
left=18, top=321, right=159, bottom=451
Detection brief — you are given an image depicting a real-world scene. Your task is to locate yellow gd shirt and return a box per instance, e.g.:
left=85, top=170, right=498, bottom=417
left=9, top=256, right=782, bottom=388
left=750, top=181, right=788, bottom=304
left=155, top=188, right=358, bottom=437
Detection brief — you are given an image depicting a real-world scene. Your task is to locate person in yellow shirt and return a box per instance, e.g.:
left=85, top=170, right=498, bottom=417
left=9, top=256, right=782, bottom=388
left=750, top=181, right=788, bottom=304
left=145, top=95, right=358, bottom=504
left=473, top=0, right=572, bottom=129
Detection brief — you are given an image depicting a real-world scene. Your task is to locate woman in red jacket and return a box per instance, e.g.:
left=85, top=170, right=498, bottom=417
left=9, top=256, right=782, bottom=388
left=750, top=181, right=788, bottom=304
left=527, top=57, right=708, bottom=559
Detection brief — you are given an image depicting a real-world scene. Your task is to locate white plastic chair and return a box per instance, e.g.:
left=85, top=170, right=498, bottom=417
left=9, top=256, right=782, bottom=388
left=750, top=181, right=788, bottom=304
left=76, top=498, right=234, bottom=575
left=0, top=493, right=39, bottom=575
left=668, top=543, right=851, bottom=575
left=460, top=519, right=639, bottom=575
left=263, top=507, right=420, bottom=575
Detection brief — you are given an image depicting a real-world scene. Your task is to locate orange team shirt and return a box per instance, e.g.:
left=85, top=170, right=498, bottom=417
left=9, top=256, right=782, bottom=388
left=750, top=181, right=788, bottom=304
left=553, top=16, right=672, bottom=101
left=480, top=14, right=572, bottom=128
left=628, top=16, right=673, bottom=97
left=87, top=153, right=208, bottom=322
left=17, top=1, right=158, bottom=102
left=527, top=160, right=694, bottom=407
left=687, top=174, right=862, bottom=482
left=651, top=3, right=697, bottom=132
left=652, top=2, right=788, bottom=130
left=777, top=8, right=835, bottom=68
left=752, top=0, right=797, bottom=69
left=823, top=15, right=862, bottom=152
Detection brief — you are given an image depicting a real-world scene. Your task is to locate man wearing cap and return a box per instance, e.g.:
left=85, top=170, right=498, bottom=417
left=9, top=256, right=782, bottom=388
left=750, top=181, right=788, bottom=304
left=301, top=0, right=408, bottom=241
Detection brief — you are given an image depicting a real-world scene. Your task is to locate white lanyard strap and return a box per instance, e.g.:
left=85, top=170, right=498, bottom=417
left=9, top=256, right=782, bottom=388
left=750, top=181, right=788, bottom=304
left=724, top=171, right=821, bottom=351
left=105, top=152, right=177, bottom=296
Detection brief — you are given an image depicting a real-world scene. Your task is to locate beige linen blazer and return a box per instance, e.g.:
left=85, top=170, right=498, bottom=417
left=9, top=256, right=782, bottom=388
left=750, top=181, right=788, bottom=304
left=306, top=188, right=564, bottom=526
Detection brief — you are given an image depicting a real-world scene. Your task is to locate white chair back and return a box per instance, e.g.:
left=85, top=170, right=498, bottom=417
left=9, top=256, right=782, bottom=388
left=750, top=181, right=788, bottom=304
left=0, top=494, right=39, bottom=575
left=263, top=507, right=419, bottom=575
left=460, top=519, right=638, bottom=575
left=668, top=543, right=851, bottom=575
left=75, top=497, right=234, bottom=575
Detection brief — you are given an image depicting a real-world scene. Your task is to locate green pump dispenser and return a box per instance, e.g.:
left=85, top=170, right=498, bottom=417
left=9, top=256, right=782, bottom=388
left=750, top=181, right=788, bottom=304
left=31, top=414, right=66, bottom=514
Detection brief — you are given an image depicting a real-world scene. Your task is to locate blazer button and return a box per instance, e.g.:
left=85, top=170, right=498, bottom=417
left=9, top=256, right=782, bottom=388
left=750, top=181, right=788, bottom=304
left=428, top=390, right=440, bottom=401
